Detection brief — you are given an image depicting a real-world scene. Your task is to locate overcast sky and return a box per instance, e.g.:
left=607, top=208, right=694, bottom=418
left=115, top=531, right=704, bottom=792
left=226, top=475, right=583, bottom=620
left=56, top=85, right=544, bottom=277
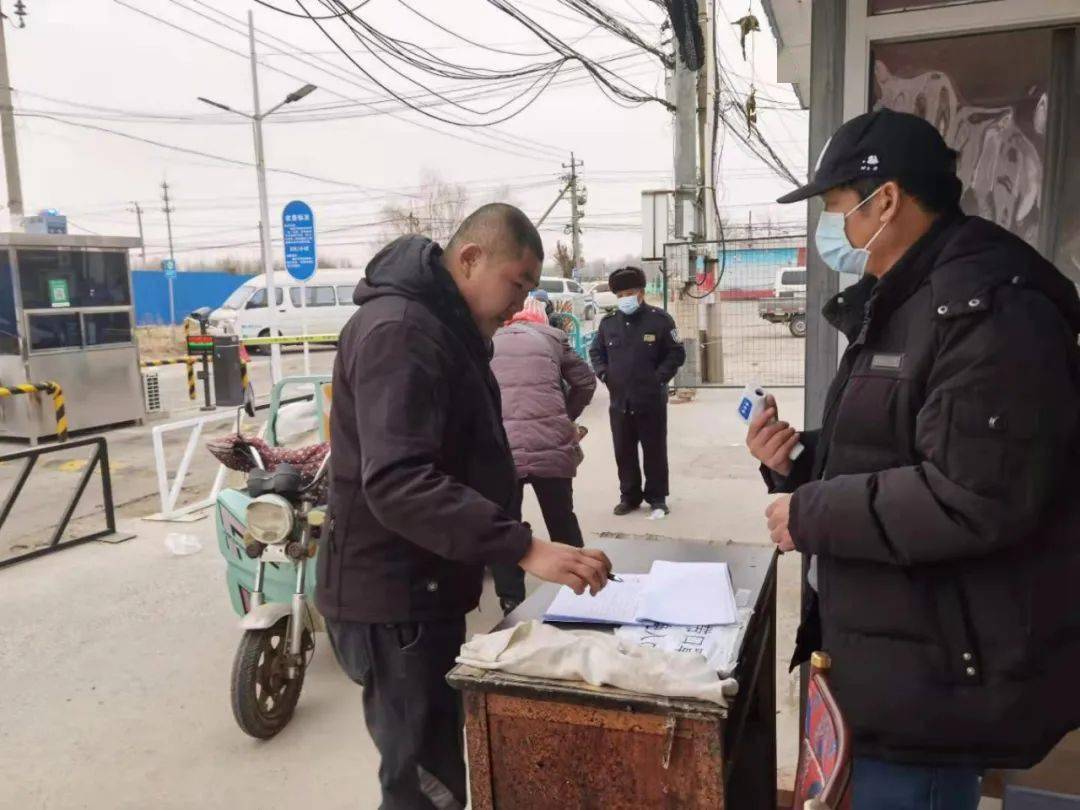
left=10, top=0, right=808, bottom=270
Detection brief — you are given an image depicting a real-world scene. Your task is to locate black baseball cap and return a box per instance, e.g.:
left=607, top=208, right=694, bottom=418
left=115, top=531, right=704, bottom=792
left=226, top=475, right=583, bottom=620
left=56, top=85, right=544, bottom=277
left=777, top=108, right=958, bottom=204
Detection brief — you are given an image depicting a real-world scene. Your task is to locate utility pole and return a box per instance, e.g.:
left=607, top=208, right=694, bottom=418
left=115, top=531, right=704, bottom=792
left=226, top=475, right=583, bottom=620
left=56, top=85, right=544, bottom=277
left=161, top=181, right=177, bottom=326
left=562, top=153, right=585, bottom=275
left=130, top=201, right=147, bottom=266
left=248, top=10, right=282, bottom=384
left=0, top=1, right=28, bottom=227
left=198, top=13, right=317, bottom=385
left=698, top=0, right=722, bottom=383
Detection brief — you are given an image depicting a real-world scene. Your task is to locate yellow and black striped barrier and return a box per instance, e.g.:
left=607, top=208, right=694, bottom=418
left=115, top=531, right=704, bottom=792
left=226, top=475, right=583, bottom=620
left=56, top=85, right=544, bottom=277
left=142, top=357, right=197, bottom=401
left=0, top=381, right=67, bottom=441
left=241, top=333, right=338, bottom=347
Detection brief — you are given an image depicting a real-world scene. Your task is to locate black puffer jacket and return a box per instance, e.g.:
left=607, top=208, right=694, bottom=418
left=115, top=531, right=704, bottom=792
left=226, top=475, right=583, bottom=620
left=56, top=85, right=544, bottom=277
left=773, top=214, right=1080, bottom=768
left=316, top=236, right=531, bottom=624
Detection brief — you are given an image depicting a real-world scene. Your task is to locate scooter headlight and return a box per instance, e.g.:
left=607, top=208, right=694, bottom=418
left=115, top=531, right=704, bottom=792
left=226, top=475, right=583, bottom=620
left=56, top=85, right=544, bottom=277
left=246, top=494, right=294, bottom=545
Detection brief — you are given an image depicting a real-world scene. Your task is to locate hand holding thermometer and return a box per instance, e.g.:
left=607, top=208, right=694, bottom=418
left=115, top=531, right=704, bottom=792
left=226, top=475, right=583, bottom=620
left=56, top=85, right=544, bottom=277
left=738, top=383, right=805, bottom=462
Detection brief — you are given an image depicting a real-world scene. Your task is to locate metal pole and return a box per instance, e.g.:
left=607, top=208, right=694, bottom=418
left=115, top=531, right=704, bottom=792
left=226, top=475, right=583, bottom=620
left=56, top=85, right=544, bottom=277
left=249, top=10, right=282, bottom=384
left=0, top=8, right=24, bottom=225
left=301, top=280, right=310, bottom=376
left=131, top=201, right=146, bottom=266
left=161, top=181, right=176, bottom=326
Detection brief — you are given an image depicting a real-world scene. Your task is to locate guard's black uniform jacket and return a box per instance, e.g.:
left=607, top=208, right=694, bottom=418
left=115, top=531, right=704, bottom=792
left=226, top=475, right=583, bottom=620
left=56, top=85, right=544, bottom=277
left=589, top=304, right=685, bottom=413
left=766, top=213, right=1080, bottom=768
left=590, top=304, right=685, bottom=505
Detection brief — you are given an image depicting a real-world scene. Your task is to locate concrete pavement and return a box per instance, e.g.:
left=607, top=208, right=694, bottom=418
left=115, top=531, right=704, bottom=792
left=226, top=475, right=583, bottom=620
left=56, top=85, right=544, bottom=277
left=1, top=384, right=807, bottom=808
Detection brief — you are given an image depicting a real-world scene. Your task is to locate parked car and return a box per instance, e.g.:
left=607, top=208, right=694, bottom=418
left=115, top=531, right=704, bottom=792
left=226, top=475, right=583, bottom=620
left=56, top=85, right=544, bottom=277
left=758, top=296, right=807, bottom=337
left=589, top=281, right=618, bottom=313
left=208, top=269, right=364, bottom=342
left=773, top=267, right=807, bottom=298
left=539, top=276, right=593, bottom=320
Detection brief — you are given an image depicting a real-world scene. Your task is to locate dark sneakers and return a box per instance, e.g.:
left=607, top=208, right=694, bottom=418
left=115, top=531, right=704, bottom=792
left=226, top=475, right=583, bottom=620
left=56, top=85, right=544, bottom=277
left=648, top=501, right=670, bottom=515
left=613, top=501, right=640, bottom=516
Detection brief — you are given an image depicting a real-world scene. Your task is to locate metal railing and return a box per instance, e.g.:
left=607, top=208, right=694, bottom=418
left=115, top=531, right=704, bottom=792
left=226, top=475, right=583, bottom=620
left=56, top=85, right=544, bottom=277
left=0, top=437, right=119, bottom=569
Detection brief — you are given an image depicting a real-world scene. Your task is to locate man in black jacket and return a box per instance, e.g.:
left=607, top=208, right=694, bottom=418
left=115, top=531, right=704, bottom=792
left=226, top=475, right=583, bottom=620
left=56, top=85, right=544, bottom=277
left=589, top=266, right=685, bottom=516
left=318, top=203, right=612, bottom=810
left=749, top=109, right=1080, bottom=808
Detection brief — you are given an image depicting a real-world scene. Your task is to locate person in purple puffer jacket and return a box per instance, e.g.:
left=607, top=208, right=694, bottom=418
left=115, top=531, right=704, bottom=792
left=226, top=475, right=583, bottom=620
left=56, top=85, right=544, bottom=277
left=490, top=295, right=597, bottom=613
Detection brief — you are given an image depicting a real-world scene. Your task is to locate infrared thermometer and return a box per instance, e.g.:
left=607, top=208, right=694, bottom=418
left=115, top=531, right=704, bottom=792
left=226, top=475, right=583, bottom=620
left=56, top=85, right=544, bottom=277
left=737, top=383, right=804, bottom=462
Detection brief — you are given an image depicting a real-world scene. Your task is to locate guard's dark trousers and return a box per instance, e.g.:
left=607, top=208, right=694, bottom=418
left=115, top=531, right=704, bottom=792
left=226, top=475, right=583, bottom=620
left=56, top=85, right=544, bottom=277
left=492, top=476, right=584, bottom=604
left=327, top=618, right=467, bottom=810
left=610, top=407, right=668, bottom=506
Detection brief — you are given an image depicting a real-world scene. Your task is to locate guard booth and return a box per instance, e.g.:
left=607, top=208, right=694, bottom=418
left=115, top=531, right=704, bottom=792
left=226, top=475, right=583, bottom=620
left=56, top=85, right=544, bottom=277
left=0, top=233, right=144, bottom=440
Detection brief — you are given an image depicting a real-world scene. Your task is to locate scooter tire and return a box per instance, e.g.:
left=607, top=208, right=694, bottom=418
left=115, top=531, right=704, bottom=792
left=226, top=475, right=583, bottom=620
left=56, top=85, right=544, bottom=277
left=230, top=616, right=308, bottom=739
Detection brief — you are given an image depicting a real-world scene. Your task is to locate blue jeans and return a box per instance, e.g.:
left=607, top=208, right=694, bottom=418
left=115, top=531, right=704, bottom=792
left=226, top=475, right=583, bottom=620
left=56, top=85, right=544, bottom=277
left=852, top=757, right=981, bottom=810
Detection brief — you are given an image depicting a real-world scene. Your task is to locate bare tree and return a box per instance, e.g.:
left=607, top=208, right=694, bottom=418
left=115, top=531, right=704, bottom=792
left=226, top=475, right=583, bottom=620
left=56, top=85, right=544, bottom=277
left=553, top=241, right=574, bottom=278
left=381, top=170, right=468, bottom=244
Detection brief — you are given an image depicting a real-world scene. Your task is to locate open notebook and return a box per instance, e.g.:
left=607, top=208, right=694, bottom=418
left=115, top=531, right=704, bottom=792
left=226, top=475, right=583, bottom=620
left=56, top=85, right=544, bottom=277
left=542, top=562, right=737, bottom=626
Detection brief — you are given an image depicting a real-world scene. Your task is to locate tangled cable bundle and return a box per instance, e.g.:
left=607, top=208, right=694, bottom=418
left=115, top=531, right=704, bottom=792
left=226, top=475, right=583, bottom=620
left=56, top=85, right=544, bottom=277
left=207, top=434, right=330, bottom=499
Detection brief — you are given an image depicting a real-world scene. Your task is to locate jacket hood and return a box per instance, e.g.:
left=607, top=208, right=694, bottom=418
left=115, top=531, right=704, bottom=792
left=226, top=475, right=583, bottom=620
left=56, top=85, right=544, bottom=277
left=353, top=234, right=490, bottom=358
left=354, top=234, right=446, bottom=306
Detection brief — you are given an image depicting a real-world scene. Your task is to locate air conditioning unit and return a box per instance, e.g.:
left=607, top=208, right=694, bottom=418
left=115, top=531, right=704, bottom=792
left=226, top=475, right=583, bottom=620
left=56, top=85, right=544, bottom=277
left=142, top=371, right=162, bottom=414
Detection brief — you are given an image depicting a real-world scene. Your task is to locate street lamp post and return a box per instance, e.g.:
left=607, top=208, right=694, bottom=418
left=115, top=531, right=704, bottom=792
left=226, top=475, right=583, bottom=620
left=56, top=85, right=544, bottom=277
left=197, top=11, right=316, bottom=384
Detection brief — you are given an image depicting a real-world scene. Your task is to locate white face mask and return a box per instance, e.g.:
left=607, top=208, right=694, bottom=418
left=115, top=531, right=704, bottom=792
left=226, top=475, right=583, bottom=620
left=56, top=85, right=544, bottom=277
left=814, top=186, right=890, bottom=274
left=617, top=296, right=641, bottom=315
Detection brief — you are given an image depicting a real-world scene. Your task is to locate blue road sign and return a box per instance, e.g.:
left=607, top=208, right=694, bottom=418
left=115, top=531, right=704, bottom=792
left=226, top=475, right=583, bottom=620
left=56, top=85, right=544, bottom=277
left=282, top=200, right=316, bottom=281
left=161, top=258, right=177, bottom=279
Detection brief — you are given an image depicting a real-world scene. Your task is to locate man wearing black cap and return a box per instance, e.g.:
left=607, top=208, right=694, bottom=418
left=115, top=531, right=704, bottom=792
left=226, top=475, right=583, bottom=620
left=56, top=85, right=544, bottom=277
left=746, top=108, right=1080, bottom=808
left=590, top=266, right=685, bottom=515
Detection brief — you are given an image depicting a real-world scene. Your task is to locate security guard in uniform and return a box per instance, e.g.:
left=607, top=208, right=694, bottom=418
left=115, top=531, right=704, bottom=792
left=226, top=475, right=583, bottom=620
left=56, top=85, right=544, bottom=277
left=590, top=266, right=685, bottom=515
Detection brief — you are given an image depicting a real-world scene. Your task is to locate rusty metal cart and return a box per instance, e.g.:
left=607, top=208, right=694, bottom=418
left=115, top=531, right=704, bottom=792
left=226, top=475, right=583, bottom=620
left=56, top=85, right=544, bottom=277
left=448, top=537, right=777, bottom=809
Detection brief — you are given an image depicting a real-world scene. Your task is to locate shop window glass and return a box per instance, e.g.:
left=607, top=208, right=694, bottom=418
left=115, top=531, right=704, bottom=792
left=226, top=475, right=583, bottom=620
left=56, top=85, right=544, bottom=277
left=16, top=249, right=131, bottom=308
left=869, top=0, right=993, bottom=13
left=85, top=312, right=133, bottom=346
left=0, top=254, right=17, bottom=354
left=83, top=252, right=131, bottom=306
left=871, top=29, right=1053, bottom=249
left=28, top=313, right=82, bottom=351
left=18, top=249, right=84, bottom=309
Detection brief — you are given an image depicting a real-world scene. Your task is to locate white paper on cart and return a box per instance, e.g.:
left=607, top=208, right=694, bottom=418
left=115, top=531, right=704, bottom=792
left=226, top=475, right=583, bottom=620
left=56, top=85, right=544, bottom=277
left=615, top=608, right=753, bottom=677
left=634, top=561, right=738, bottom=626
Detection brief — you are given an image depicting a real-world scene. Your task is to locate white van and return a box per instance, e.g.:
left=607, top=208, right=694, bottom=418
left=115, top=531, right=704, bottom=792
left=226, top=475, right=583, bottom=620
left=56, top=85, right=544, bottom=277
left=207, top=269, right=365, bottom=341
left=773, top=267, right=807, bottom=298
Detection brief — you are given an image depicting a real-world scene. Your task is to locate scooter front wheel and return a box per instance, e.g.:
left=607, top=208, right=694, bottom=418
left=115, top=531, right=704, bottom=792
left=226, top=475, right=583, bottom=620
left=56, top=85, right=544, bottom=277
left=230, top=616, right=310, bottom=739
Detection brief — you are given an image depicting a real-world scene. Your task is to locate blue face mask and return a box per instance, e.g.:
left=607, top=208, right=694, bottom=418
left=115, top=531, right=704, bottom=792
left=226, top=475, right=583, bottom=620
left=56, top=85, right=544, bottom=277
left=815, top=186, right=889, bottom=274
left=617, top=296, right=641, bottom=315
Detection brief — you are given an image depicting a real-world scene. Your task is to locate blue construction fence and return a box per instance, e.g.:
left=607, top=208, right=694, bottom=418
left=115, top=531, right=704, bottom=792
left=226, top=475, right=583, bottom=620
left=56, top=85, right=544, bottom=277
left=132, top=270, right=253, bottom=326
